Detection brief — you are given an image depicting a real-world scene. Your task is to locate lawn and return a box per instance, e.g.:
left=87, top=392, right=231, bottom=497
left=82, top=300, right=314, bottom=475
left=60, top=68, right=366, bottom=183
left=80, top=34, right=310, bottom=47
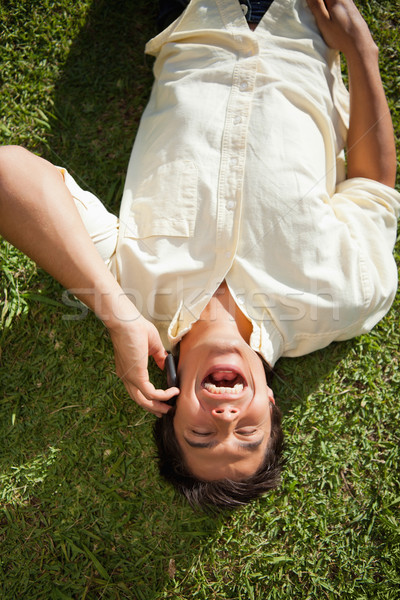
left=1, top=1, right=399, bottom=598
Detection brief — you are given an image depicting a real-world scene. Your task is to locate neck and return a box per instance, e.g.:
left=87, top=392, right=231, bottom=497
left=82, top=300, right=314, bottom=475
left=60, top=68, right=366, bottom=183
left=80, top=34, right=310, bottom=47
left=188, top=281, right=252, bottom=344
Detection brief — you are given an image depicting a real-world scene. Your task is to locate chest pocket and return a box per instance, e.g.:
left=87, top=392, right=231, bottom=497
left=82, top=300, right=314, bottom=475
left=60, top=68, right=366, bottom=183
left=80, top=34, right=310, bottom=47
left=124, top=160, right=198, bottom=238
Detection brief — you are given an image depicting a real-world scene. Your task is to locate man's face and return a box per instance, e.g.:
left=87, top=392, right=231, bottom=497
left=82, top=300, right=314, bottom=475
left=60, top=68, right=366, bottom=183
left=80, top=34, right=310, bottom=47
left=173, top=327, right=274, bottom=481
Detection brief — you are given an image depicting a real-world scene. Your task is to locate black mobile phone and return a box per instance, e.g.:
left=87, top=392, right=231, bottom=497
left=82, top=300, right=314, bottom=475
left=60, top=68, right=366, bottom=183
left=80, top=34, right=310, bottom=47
left=165, top=352, right=178, bottom=388
left=165, top=353, right=179, bottom=406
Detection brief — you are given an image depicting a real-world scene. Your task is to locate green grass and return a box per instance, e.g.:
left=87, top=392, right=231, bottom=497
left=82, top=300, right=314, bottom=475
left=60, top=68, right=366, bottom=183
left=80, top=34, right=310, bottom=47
left=1, top=0, right=399, bottom=598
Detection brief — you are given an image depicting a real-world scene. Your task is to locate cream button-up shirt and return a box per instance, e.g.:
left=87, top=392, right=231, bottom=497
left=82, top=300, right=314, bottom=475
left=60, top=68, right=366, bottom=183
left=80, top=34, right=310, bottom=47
left=116, top=0, right=400, bottom=366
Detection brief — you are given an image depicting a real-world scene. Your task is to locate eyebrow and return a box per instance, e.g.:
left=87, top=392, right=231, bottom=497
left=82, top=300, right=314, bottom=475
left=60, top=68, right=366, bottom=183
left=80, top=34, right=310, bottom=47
left=183, top=436, right=265, bottom=451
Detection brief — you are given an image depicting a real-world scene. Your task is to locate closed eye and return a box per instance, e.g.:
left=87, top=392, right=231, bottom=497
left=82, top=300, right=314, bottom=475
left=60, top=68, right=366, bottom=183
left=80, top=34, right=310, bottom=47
left=192, top=429, right=257, bottom=436
left=183, top=435, right=265, bottom=450
left=236, top=428, right=257, bottom=436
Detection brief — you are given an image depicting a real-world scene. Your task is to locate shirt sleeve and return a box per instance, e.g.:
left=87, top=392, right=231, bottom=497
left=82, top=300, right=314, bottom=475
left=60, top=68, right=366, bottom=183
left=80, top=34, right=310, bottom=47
left=328, top=177, right=400, bottom=337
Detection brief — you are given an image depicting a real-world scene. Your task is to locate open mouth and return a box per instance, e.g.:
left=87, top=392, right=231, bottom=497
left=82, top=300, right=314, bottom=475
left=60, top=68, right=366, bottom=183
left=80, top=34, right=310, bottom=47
left=201, top=369, right=247, bottom=395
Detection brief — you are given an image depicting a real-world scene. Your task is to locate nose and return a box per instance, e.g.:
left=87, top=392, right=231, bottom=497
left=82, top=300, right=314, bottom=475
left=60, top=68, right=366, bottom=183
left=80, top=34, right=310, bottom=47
left=211, top=406, right=240, bottom=421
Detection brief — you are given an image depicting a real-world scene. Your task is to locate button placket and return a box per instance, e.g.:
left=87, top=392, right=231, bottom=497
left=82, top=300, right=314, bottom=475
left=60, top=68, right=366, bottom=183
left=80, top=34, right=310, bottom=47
left=215, top=53, right=258, bottom=271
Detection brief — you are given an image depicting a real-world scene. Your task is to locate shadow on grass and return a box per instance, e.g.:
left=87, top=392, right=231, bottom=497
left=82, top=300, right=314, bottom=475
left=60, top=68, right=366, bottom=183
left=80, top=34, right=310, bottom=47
left=44, top=0, right=158, bottom=213
left=271, top=340, right=355, bottom=414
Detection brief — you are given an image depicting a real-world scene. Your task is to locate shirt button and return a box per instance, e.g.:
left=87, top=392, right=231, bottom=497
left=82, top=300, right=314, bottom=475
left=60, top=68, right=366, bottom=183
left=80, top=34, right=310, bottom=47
left=230, top=157, right=238, bottom=167
left=227, top=201, right=235, bottom=210
left=233, top=115, right=242, bottom=125
left=239, top=82, right=248, bottom=91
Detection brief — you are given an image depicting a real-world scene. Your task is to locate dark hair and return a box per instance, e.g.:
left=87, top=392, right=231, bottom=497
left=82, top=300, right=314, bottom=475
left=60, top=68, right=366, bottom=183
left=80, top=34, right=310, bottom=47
left=153, top=362, right=284, bottom=510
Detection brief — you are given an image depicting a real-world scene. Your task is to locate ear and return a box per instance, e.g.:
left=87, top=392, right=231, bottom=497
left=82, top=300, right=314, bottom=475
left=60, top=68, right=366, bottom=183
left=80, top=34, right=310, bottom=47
left=268, top=387, right=275, bottom=405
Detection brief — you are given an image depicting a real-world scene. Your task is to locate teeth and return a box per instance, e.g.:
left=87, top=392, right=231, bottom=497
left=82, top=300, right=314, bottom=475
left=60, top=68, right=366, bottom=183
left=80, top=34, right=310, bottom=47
left=204, top=383, right=244, bottom=394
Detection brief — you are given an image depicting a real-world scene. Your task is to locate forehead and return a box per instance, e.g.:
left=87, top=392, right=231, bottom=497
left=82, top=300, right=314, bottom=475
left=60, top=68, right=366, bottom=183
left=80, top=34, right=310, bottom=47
left=178, top=439, right=269, bottom=481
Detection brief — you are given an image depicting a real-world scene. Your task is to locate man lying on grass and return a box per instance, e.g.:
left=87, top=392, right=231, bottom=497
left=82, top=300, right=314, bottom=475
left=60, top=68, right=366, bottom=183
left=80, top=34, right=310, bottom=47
left=0, top=0, right=398, bottom=509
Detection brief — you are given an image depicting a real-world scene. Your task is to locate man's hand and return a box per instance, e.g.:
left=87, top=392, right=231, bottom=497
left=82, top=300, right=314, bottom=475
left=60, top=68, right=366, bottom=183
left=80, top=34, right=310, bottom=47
left=108, top=313, right=179, bottom=418
left=306, top=0, right=376, bottom=57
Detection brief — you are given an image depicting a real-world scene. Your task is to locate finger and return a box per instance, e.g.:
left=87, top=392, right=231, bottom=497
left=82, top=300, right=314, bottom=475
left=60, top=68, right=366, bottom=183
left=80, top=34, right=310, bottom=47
left=322, top=0, right=346, bottom=11
left=134, top=387, right=173, bottom=415
left=157, top=390, right=180, bottom=403
left=148, top=338, right=168, bottom=371
left=306, top=0, right=330, bottom=20
left=121, top=371, right=179, bottom=402
left=138, top=380, right=180, bottom=401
